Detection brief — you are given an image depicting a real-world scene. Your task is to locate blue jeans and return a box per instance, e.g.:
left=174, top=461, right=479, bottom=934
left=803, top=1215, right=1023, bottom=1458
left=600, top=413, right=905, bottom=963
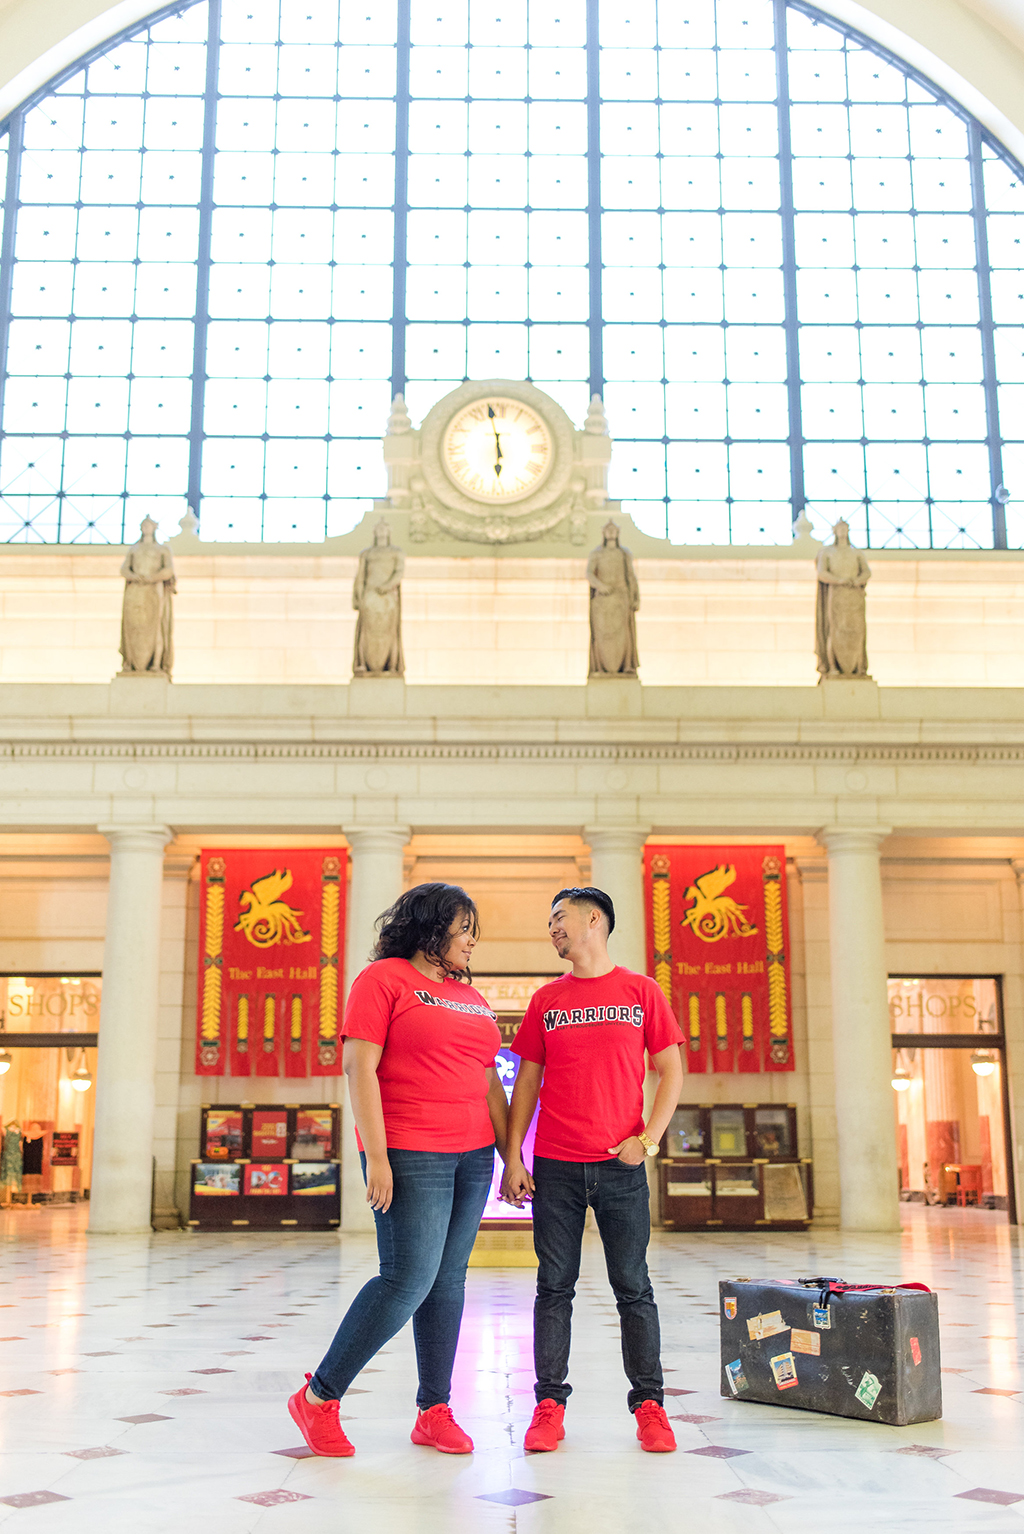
left=531, top=1154, right=664, bottom=1413
left=311, top=1144, right=493, bottom=1409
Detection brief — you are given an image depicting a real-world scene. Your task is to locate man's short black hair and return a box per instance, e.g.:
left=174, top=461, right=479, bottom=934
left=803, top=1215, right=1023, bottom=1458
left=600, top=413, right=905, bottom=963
left=551, top=886, right=616, bottom=934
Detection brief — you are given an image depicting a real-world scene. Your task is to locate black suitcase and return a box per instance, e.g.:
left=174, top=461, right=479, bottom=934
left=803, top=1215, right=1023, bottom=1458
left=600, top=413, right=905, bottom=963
left=719, top=1276, right=942, bottom=1426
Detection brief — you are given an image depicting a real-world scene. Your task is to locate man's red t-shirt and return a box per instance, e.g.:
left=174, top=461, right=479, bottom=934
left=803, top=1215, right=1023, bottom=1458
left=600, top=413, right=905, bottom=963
left=342, top=957, right=501, bottom=1152
left=511, top=967, right=683, bottom=1163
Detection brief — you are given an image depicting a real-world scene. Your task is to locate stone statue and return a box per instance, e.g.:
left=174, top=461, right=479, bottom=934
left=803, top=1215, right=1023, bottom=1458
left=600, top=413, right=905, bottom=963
left=119, top=517, right=175, bottom=677
left=587, top=520, right=639, bottom=677
left=352, top=518, right=405, bottom=677
left=815, top=519, right=872, bottom=679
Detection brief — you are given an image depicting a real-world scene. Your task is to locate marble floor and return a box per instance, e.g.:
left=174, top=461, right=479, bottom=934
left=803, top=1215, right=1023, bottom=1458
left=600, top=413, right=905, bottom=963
left=0, top=1205, right=1021, bottom=1532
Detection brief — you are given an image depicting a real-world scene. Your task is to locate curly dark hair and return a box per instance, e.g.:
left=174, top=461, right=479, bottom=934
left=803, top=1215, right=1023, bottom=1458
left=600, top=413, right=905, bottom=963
left=372, top=882, right=480, bottom=980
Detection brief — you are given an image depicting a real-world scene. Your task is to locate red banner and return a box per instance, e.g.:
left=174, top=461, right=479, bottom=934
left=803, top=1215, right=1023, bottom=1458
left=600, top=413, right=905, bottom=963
left=196, top=848, right=347, bottom=1078
left=644, top=844, right=794, bottom=1074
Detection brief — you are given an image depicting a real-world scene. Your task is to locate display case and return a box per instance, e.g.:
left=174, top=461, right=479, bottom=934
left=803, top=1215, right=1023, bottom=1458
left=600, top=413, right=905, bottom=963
left=659, top=1103, right=812, bottom=1230
left=188, top=1102, right=341, bottom=1230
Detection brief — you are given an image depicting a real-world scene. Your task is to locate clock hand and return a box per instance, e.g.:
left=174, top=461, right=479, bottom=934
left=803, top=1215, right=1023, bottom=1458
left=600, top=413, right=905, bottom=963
left=488, top=406, right=503, bottom=477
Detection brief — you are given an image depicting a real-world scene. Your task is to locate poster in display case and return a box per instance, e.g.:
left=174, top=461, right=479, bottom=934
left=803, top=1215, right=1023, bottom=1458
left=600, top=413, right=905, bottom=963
left=292, top=1163, right=338, bottom=1196
left=251, top=1110, right=288, bottom=1157
left=293, top=1109, right=334, bottom=1160
left=244, top=1163, right=288, bottom=1196
left=204, top=1110, right=243, bottom=1160
left=193, top=1163, right=242, bottom=1196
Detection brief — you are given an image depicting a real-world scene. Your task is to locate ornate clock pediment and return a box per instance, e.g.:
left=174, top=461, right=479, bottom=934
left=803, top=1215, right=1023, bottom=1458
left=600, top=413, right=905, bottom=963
left=382, top=380, right=612, bottom=546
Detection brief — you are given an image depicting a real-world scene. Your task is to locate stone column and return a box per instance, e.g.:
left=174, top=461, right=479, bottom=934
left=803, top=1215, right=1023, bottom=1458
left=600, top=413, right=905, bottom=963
left=820, top=827, right=900, bottom=1231
left=583, top=826, right=650, bottom=973
left=341, top=826, right=411, bottom=1232
left=90, top=824, right=172, bottom=1234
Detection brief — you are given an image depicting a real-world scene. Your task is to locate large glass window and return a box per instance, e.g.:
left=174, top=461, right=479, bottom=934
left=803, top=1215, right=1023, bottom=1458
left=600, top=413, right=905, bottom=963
left=0, top=0, right=1023, bottom=546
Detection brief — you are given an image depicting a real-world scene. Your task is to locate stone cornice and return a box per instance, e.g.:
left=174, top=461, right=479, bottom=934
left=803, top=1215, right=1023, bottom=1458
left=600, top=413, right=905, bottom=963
left=4, top=740, right=1024, bottom=764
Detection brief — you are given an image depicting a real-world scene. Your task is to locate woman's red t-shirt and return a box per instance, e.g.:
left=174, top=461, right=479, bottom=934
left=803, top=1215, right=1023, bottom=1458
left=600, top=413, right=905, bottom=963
left=342, top=957, right=501, bottom=1152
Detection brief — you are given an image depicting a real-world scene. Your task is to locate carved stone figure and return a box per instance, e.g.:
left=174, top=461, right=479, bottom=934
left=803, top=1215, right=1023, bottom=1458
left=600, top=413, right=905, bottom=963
left=587, top=520, right=639, bottom=677
left=815, top=519, right=872, bottom=679
left=352, top=518, right=405, bottom=677
left=119, top=517, right=175, bottom=677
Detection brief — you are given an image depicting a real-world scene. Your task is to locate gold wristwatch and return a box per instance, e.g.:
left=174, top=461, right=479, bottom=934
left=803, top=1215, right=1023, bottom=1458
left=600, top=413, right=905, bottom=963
left=637, top=1130, right=659, bottom=1157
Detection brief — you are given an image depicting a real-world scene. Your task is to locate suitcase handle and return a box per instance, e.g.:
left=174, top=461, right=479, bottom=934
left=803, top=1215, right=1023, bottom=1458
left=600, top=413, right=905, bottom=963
left=797, top=1276, right=932, bottom=1307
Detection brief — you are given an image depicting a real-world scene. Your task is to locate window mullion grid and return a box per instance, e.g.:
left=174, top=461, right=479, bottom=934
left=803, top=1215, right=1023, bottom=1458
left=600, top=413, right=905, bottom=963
left=586, top=0, right=603, bottom=401
left=186, top=0, right=222, bottom=522
left=391, top=0, right=411, bottom=398
left=774, top=0, right=804, bottom=529
left=968, top=120, right=1006, bottom=549
left=0, top=114, right=24, bottom=536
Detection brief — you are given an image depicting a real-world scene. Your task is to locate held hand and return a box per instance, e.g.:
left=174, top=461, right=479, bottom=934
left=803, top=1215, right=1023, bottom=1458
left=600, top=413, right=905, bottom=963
left=608, top=1137, right=646, bottom=1166
left=499, top=1158, right=535, bottom=1207
left=364, top=1155, right=393, bottom=1213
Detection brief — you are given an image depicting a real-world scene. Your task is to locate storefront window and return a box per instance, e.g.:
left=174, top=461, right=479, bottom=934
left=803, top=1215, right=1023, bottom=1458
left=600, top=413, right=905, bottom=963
left=0, top=976, right=99, bottom=1205
left=888, top=976, right=1012, bottom=1215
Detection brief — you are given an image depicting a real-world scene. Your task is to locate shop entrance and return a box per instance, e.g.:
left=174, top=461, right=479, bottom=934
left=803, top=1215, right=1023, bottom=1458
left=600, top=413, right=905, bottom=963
left=890, top=976, right=1015, bottom=1222
left=0, top=975, right=99, bottom=1207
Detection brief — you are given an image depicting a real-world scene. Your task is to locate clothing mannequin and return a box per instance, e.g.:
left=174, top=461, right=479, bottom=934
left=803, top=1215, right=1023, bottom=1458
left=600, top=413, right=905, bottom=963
left=1, top=1121, right=23, bottom=1206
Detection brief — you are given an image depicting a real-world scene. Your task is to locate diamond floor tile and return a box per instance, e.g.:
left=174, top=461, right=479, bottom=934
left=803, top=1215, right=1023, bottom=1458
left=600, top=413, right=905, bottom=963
left=237, top=1489, right=313, bottom=1506
left=955, top=1488, right=1024, bottom=1506
left=687, top=1445, right=753, bottom=1459
left=717, top=1490, right=793, bottom=1506
left=0, top=1492, right=72, bottom=1508
left=477, top=1490, right=553, bottom=1506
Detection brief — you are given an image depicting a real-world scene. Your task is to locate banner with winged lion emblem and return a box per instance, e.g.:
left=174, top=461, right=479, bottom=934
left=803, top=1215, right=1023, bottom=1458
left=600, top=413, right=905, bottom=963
left=195, top=848, right=347, bottom=1078
left=643, top=844, right=793, bottom=1074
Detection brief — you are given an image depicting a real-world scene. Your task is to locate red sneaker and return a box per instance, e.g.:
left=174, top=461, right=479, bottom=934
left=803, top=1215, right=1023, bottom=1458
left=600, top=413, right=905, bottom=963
left=634, top=1400, right=677, bottom=1453
left=410, top=1403, right=474, bottom=1454
left=287, top=1373, right=355, bottom=1457
left=524, top=1399, right=565, bottom=1452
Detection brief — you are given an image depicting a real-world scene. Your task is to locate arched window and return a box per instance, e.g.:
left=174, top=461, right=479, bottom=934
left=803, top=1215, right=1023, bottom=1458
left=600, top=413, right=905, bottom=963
left=1, top=0, right=1022, bottom=548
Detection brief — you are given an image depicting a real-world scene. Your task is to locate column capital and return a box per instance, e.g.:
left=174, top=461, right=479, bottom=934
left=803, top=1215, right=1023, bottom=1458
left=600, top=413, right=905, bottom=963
left=583, top=825, right=651, bottom=854
left=344, top=826, right=411, bottom=856
left=98, top=824, right=172, bottom=854
left=816, top=826, right=892, bottom=856
left=1010, top=858, right=1024, bottom=887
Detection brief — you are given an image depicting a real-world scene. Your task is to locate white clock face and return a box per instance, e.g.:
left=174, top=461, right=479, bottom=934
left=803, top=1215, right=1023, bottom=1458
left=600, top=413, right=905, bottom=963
left=442, top=397, right=553, bottom=502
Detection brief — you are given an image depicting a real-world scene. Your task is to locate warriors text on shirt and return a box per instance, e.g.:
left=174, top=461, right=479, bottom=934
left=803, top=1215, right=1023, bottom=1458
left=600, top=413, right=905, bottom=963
left=543, top=1004, right=644, bottom=1031
left=414, top=990, right=497, bottom=1019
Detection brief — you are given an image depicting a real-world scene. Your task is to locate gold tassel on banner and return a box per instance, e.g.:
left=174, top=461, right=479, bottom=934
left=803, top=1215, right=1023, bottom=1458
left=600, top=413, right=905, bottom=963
left=714, top=992, right=728, bottom=1055
left=762, top=854, right=791, bottom=1064
left=263, top=994, right=276, bottom=1054
left=741, top=992, right=755, bottom=1052
left=318, top=856, right=340, bottom=1067
left=687, top=992, right=701, bottom=1054
left=290, top=994, right=303, bottom=1053
left=200, top=858, right=225, bottom=1069
left=236, top=994, right=249, bottom=1055
left=650, top=854, right=672, bottom=1005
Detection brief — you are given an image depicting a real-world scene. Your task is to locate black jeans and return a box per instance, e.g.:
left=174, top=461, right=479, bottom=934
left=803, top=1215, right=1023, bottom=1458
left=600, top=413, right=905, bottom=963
left=311, top=1144, right=493, bottom=1409
left=531, top=1154, right=664, bottom=1413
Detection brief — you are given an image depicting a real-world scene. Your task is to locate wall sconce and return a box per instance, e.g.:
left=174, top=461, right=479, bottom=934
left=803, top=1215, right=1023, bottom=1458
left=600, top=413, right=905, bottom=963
left=970, top=1050, right=997, bottom=1078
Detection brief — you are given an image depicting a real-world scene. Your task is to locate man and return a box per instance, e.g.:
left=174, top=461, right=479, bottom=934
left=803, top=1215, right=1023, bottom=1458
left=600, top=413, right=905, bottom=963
left=500, top=886, right=684, bottom=1454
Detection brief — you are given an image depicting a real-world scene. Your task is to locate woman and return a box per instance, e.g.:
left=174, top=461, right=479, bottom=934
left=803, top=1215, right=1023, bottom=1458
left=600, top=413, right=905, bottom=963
left=288, top=883, right=506, bottom=1457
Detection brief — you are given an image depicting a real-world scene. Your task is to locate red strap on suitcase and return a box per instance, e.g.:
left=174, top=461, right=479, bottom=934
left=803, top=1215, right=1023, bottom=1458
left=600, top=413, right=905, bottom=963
left=796, top=1276, right=932, bottom=1306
